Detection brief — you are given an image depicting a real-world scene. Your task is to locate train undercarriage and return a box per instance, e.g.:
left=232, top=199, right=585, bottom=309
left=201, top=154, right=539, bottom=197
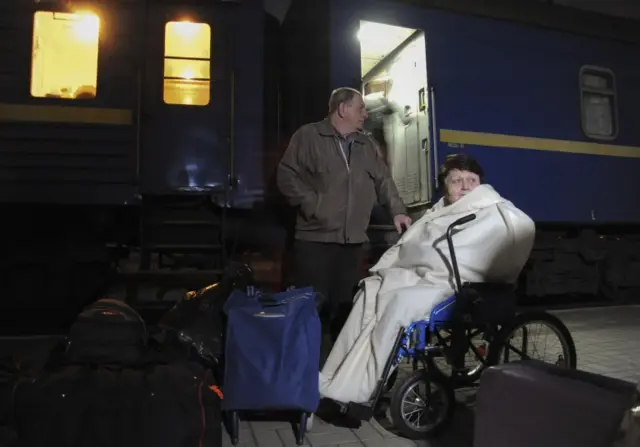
left=2, top=198, right=640, bottom=333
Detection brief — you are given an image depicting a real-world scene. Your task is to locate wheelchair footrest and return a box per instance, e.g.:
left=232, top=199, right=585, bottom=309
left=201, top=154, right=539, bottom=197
left=346, top=402, right=375, bottom=421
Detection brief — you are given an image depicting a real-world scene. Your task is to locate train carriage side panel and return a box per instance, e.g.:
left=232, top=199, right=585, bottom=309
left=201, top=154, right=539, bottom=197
left=228, top=0, right=266, bottom=205
left=328, top=0, right=640, bottom=224
left=0, top=1, right=139, bottom=205
left=0, top=0, right=267, bottom=208
left=137, top=0, right=265, bottom=203
left=279, top=0, right=331, bottom=138
left=424, top=14, right=640, bottom=224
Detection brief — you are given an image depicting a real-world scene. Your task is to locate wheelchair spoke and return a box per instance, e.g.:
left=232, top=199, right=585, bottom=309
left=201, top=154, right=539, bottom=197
left=399, top=379, right=448, bottom=432
left=504, top=342, right=530, bottom=360
left=492, top=317, right=574, bottom=369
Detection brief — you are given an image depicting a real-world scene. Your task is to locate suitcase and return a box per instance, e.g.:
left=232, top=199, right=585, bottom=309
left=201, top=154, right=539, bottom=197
left=222, top=286, right=321, bottom=445
left=473, top=360, right=638, bottom=447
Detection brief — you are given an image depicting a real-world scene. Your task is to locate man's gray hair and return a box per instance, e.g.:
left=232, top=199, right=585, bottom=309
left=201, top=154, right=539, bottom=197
left=328, top=87, right=362, bottom=115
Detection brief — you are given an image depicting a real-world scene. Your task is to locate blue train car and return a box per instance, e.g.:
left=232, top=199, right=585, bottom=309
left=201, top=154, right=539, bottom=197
left=280, top=0, right=640, bottom=301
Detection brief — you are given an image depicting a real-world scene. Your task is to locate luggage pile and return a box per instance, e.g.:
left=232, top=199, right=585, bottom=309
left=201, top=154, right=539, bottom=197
left=0, top=263, right=322, bottom=447
left=10, top=298, right=223, bottom=447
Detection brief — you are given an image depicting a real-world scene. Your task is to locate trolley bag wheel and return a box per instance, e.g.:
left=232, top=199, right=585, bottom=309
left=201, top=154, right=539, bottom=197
left=306, top=413, right=314, bottom=431
left=227, top=410, right=240, bottom=445
left=296, top=412, right=310, bottom=445
left=227, top=411, right=311, bottom=446
left=389, top=370, right=455, bottom=439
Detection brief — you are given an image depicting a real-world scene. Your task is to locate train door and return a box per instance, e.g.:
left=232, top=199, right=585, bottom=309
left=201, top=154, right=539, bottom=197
left=140, top=4, right=233, bottom=194
left=359, top=21, right=432, bottom=208
left=387, top=35, right=431, bottom=205
left=410, top=35, right=431, bottom=204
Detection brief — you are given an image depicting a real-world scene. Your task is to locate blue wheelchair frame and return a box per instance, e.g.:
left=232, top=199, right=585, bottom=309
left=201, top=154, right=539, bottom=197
left=393, top=295, right=460, bottom=366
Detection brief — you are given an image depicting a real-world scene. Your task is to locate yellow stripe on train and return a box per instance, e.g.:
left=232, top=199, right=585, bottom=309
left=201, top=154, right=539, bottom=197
left=0, top=103, right=132, bottom=125
left=440, top=129, right=640, bottom=159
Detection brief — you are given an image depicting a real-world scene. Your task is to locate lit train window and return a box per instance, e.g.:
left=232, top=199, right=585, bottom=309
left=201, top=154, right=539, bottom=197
left=30, top=11, right=100, bottom=99
left=163, top=21, right=211, bottom=106
left=579, top=66, right=618, bottom=140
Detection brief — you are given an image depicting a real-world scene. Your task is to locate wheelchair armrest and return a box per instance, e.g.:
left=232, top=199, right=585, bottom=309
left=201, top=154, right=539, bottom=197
left=458, top=282, right=517, bottom=326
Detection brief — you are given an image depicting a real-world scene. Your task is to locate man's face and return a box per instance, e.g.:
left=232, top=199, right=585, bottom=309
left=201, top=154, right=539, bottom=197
left=444, top=169, right=481, bottom=204
left=340, top=95, right=368, bottom=132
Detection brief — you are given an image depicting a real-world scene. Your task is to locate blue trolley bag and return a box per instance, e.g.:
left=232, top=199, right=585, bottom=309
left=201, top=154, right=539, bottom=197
left=222, top=286, right=321, bottom=412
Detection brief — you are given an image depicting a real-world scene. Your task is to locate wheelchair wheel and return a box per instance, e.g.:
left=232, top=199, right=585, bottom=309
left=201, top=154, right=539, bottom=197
left=425, top=327, right=489, bottom=387
left=389, top=370, right=455, bottom=439
left=487, top=311, right=577, bottom=369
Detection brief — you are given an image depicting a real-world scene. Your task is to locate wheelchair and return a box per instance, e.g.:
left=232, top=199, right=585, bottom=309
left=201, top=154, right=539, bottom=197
left=345, top=213, right=578, bottom=439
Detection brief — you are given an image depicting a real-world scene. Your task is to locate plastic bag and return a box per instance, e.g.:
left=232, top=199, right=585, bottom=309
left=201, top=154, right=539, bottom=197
left=158, top=263, right=254, bottom=367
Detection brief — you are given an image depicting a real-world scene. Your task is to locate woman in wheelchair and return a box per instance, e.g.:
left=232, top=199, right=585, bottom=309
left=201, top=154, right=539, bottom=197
left=319, top=154, right=537, bottom=405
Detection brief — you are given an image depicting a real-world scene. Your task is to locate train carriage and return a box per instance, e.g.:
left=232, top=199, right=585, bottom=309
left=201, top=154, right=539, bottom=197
left=0, top=0, right=270, bottom=204
left=1, top=0, right=640, bottom=324
left=0, top=0, right=274, bottom=319
left=280, top=0, right=640, bottom=301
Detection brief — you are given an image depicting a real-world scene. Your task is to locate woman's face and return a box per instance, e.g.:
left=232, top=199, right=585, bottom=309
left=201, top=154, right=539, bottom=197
left=444, top=169, right=481, bottom=204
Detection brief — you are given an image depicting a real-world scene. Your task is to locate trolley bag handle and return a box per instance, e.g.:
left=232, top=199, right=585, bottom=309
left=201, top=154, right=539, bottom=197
left=245, top=286, right=282, bottom=307
left=256, top=294, right=282, bottom=307
left=247, top=286, right=316, bottom=308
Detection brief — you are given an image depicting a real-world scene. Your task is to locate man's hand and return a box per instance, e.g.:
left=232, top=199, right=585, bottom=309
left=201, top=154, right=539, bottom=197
left=393, top=214, right=412, bottom=233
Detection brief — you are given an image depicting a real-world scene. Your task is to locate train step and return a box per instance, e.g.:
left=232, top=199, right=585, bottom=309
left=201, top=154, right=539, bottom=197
left=139, top=193, right=228, bottom=272
left=146, top=244, right=224, bottom=252
left=146, top=219, right=220, bottom=227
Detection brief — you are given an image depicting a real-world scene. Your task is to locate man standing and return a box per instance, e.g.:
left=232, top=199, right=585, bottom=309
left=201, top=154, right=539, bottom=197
left=277, top=87, right=411, bottom=345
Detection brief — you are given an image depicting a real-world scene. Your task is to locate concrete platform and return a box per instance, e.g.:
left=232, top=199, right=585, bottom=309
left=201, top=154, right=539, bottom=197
left=217, top=305, right=640, bottom=447
left=1, top=306, right=638, bottom=447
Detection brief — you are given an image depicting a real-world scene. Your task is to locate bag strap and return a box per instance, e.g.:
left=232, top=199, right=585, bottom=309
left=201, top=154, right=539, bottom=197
left=1, top=357, right=36, bottom=430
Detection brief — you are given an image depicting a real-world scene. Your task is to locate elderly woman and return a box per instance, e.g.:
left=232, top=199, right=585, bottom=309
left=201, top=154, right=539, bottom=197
left=318, top=154, right=536, bottom=404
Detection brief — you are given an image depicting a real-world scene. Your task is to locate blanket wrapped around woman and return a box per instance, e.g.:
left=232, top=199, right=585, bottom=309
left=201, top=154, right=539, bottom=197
left=319, top=183, right=535, bottom=404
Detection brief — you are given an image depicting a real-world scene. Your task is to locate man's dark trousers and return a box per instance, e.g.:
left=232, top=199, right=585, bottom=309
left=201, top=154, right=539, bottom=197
left=292, top=240, right=364, bottom=344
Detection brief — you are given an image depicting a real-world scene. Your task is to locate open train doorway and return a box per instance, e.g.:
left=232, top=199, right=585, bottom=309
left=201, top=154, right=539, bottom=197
left=358, top=20, right=431, bottom=208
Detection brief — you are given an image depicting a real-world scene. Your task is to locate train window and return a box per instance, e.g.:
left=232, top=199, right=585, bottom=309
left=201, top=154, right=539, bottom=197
left=30, top=11, right=100, bottom=99
left=163, top=21, right=211, bottom=106
left=579, top=66, right=618, bottom=140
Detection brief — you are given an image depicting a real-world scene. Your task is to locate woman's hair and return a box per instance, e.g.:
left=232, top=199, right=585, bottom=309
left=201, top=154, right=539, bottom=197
left=437, top=153, right=484, bottom=187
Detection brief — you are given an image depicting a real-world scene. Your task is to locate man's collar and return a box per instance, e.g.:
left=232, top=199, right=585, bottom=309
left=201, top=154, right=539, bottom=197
left=316, top=118, right=367, bottom=144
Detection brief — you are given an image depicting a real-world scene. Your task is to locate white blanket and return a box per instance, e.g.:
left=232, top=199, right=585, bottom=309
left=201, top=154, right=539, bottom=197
left=318, top=184, right=535, bottom=404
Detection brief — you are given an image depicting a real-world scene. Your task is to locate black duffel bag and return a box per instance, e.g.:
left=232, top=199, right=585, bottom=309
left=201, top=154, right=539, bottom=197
left=13, top=361, right=222, bottom=447
left=10, top=298, right=223, bottom=447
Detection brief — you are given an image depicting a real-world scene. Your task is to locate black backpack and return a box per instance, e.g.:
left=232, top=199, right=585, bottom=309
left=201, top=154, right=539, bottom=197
left=65, top=298, right=147, bottom=366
